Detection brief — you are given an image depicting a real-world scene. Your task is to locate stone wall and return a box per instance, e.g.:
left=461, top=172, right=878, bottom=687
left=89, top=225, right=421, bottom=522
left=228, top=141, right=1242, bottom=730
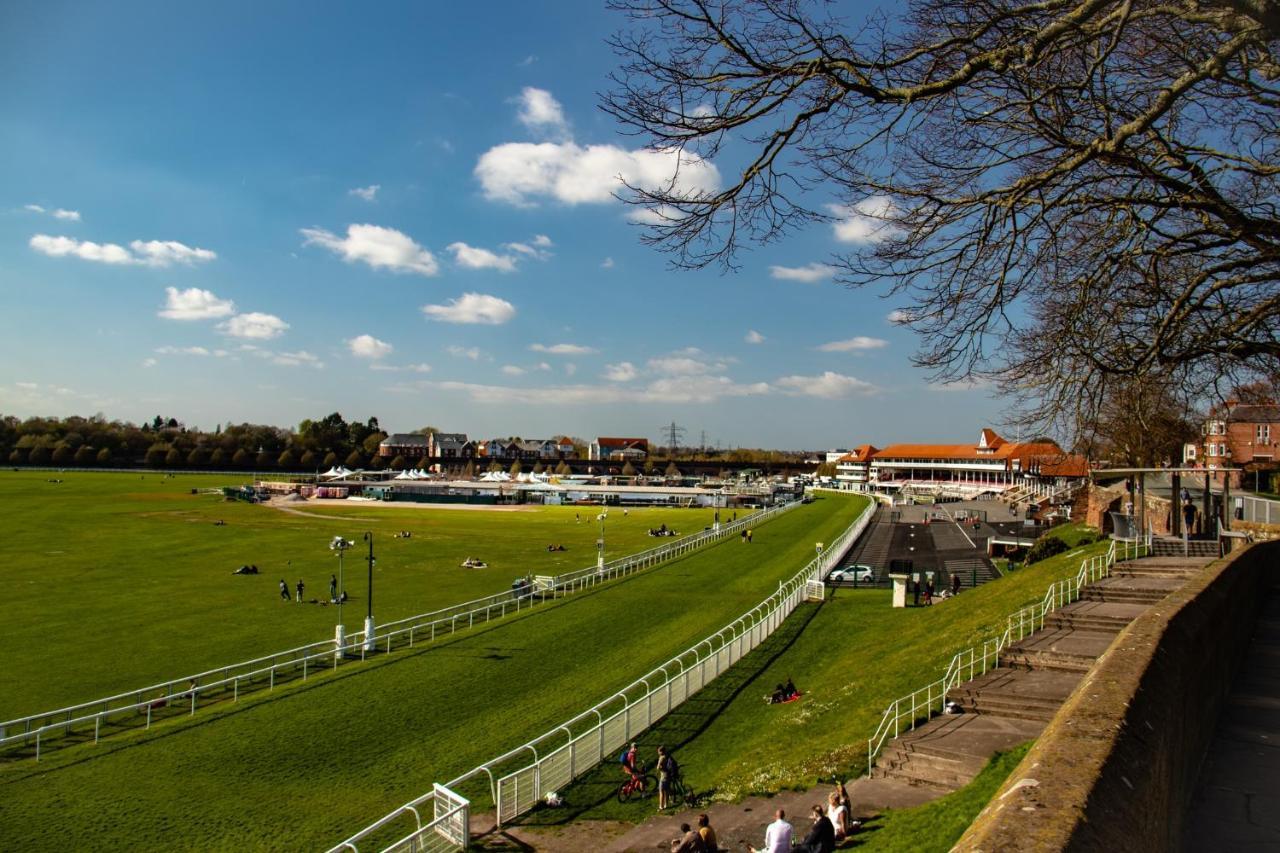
left=1079, top=483, right=1174, bottom=536
left=953, top=541, right=1276, bottom=852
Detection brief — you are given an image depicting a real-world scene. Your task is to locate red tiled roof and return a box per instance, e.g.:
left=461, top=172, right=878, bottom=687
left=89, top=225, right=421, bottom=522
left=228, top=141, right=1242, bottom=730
left=596, top=437, right=648, bottom=447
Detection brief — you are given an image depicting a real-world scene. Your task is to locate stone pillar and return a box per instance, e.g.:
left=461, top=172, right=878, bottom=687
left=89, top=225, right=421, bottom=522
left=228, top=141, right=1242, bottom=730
left=890, top=574, right=909, bottom=608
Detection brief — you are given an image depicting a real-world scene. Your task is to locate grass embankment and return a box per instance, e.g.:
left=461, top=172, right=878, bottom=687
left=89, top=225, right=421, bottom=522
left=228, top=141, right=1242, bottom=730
left=0, top=491, right=867, bottom=852
left=855, top=743, right=1033, bottom=852
left=0, top=470, right=741, bottom=716
left=516, top=525, right=1108, bottom=827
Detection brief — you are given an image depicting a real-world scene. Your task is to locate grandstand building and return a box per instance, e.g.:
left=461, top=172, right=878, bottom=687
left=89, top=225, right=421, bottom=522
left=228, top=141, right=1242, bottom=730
left=834, top=429, right=1087, bottom=498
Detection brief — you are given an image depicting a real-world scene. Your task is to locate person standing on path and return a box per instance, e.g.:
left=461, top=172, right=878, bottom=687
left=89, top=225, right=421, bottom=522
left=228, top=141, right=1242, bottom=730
left=750, top=808, right=793, bottom=853
left=329, top=573, right=338, bottom=602
left=656, top=745, right=678, bottom=810
left=746, top=528, right=753, bottom=543
left=279, top=578, right=290, bottom=601
left=296, top=578, right=305, bottom=603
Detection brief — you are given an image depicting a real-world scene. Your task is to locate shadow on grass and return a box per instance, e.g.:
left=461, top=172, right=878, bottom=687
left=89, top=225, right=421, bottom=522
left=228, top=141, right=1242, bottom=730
left=504, top=601, right=825, bottom=829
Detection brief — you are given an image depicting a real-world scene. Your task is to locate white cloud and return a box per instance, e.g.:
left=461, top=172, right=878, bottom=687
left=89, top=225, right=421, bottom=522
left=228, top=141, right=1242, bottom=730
left=129, top=240, right=216, bottom=266
left=155, top=346, right=211, bottom=356
left=816, top=336, right=889, bottom=353
left=370, top=362, right=431, bottom=373
left=501, top=364, right=526, bottom=376
left=447, top=345, right=484, bottom=361
left=31, top=234, right=133, bottom=264
left=516, top=87, right=569, bottom=139
left=158, top=287, right=236, bottom=320
left=141, top=358, right=157, bottom=368
left=349, top=184, right=380, bottom=202
left=929, top=377, right=992, bottom=392
left=422, top=293, right=516, bottom=325
left=268, top=350, right=323, bottom=369
left=430, top=374, right=769, bottom=406
left=532, top=234, right=552, bottom=248
left=887, top=309, right=914, bottom=325
left=564, top=363, right=577, bottom=376
left=448, top=242, right=518, bottom=273
left=647, top=348, right=729, bottom=376
left=745, top=329, right=766, bottom=344
left=530, top=342, right=596, bottom=355
left=29, top=234, right=215, bottom=266
left=25, top=204, right=81, bottom=221
left=504, top=235, right=554, bottom=261
left=518, top=54, right=538, bottom=67
left=600, top=256, right=615, bottom=269
left=301, top=224, right=439, bottom=276
left=775, top=371, right=877, bottom=399
left=830, top=196, right=902, bottom=244
left=348, top=334, right=393, bottom=360
left=219, top=312, right=290, bottom=340
left=603, top=361, right=637, bottom=382
left=536, top=362, right=551, bottom=371
left=769, top=262, right=836, bottom=283
left=476, top=141, right=720, bottom=207
left=16, top=381, right=39, bottom=390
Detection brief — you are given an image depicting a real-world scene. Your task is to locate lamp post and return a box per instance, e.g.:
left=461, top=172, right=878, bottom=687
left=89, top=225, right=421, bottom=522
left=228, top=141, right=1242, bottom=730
left=362, top=531, right=376, bottom=651
left=596, top=511, right=607, bottom=569
left=329, top=536, right=354, bottom=660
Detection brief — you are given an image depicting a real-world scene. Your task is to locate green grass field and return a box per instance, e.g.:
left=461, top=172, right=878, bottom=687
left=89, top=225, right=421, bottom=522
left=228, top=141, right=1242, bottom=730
left=0, top=483, right=866, bottom=852
left=514, top=527, right=1108, bottom=830
left=0, top=470, right=747, bottom=717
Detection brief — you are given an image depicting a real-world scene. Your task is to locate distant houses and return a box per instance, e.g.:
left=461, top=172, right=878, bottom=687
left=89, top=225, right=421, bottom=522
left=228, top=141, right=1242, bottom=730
left=377, top=433, right=430, bottom=459
left=589, top=437, right=649, bottom=462
left=378, top=430, right=601, bottom=465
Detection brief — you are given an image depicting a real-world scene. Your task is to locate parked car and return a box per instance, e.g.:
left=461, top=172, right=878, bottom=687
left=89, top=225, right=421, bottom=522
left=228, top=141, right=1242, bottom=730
left=828, top=565, right=875, bottom=584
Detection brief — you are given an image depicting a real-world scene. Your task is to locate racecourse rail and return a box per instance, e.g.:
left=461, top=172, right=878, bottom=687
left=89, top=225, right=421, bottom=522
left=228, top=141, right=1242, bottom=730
left=866, top=535, right=1153, bottom=771
left=329, top=496, right=876, bottom=853
left=0, top=500, right=800, bottom=760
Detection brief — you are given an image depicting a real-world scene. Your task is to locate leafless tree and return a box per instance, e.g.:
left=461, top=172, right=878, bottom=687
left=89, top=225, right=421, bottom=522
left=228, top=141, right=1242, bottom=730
left=604, top=0, right=1280, bottom=438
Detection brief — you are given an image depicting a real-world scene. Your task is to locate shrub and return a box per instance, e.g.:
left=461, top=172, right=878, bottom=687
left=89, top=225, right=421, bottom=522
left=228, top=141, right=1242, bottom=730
left=1026, top=535, right=1070, bottom=565
left=95, top=447, right=112, bottom=465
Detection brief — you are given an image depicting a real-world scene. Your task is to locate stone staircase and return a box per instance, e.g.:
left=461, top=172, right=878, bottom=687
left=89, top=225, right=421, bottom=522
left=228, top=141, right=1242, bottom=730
left=1151, top=536, right=1222, bottom=558
left=871, top=553, right=1213, bottom=792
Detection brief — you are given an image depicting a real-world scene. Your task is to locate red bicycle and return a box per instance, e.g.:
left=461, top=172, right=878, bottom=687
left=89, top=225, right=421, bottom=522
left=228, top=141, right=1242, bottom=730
left=617, top=761, right=658, bottom=803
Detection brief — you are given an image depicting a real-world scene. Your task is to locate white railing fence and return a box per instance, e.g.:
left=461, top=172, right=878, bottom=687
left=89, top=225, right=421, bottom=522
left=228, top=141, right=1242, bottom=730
left=328, top=498, right=876, bottom=853
left=0, top=502, right=802, bottom=761
left=1236, top=493, right=1280, bottom=526
left=866, top=535, right=1151, bottom=771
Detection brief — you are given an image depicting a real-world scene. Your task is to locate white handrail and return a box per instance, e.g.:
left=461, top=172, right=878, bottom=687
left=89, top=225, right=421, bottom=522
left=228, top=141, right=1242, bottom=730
left=866, top=536, right=1149, bottom=771
left=1, top=501, right=802, bottom=759
left=329, top=498, right=876, bottom=852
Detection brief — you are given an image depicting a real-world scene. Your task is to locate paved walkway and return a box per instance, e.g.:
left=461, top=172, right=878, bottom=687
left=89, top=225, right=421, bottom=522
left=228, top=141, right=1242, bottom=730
left=1184, top=573, right=1280, bottom=851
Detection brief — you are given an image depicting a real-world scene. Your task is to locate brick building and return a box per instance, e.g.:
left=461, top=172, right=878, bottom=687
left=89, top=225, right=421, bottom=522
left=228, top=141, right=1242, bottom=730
left=1184, top=401, right=1280, bottom=488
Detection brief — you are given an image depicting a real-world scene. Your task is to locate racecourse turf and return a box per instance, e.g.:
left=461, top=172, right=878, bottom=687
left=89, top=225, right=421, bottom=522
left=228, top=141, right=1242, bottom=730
left=0, top=470, right=744, bottom=717
left=0, top=483, right=866, bottom=852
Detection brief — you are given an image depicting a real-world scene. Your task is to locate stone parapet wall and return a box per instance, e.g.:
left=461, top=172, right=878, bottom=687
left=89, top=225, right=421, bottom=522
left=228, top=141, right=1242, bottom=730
left=953, top=541, right=1276, bottom=852
left=1080, top=483, right=1174, bottom=536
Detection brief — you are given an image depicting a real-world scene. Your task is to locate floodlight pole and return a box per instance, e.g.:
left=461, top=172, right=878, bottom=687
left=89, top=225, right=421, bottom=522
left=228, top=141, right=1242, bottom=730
left=597, top=512, right=607, bottom=569
left=363, top=531, right=376, bottom=651
left=330, top=536, right=354, bottom=662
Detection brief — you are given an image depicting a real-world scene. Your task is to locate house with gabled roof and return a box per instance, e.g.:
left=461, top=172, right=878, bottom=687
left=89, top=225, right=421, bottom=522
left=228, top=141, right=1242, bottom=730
left=589, top=437, right=649, bottom=461
left=378, top=433, right=430, bottom=459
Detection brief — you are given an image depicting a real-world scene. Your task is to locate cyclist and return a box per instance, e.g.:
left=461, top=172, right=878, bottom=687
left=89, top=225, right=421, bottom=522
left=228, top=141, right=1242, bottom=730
left=621, top=741, right=642, bottom=789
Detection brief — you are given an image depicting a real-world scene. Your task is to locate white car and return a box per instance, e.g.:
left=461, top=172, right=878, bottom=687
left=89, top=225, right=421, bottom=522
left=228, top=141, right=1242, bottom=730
left=828, top=565, right=875, bottom=584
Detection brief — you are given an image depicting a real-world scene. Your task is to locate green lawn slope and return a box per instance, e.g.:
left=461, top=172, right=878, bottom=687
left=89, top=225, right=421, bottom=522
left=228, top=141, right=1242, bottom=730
left=0, top=470, right=745, bottom=716
left=0, top=491, right=867, bottom=852
left=514, top=531, right=1109, bottom=827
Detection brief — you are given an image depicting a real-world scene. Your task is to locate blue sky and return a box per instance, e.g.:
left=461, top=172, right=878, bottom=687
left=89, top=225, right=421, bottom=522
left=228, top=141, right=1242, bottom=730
left=0, top=1, right=1001, bottom=450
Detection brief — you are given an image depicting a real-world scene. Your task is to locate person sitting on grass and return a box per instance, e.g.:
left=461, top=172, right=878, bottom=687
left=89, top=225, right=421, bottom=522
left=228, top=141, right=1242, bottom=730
left=671, top=822, right=706, bottom=853
left=697, top=813, right=718, bottom=852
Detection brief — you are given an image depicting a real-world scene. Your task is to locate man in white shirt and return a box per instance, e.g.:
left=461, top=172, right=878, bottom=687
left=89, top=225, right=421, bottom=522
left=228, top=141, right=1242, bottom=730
left=750, top=808, right=793, bottom=853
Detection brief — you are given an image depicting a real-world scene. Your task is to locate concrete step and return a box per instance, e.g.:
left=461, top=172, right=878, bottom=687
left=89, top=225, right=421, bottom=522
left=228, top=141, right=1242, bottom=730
left=1000, top=629, right=1115, bottom=672
left=1044, top=600, right=1144, bottom=634
left=947, top=669, right=1083, bottom=722
left=1151, top=538, right=1220, bottom=558
left=1080, top=586, right=1168, bottom=605
left=1080, top=575, right=1181, bottom=605
left=873, top=713, right=1044, bottom=789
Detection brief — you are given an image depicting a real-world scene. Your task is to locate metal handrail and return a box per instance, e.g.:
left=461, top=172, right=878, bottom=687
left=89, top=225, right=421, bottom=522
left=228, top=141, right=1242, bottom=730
left=1, top=501, right=802, bottom=759
left=329, top=498, right=877, bottom=852
left=867, top=535, right=1151, bottom=771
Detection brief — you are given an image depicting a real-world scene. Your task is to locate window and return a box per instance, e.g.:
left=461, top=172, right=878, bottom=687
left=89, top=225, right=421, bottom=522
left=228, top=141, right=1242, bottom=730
left=1258, top=424, right=1271, bottom=443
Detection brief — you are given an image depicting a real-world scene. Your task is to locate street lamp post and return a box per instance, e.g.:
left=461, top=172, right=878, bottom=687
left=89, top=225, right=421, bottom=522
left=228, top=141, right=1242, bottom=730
left=596, top=511, right=607, bottom=569
left=329, top=536, right=354, bottom=661
left=362, top=531, right=376, bottom=651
